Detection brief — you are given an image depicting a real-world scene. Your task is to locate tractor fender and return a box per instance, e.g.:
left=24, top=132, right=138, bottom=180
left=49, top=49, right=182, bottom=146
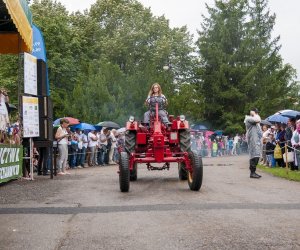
left=126, top=121, right=138, bottom=131
left=175, top=120, right=189, bottom=130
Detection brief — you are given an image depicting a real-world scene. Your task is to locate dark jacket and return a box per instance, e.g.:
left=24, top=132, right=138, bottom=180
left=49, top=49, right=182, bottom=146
left=266, top=141, right=276, bottom=155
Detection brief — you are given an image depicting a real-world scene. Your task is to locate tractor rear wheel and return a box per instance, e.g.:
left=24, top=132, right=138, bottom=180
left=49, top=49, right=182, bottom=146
left=187, top=151, right=203, bottom=191
left=179, top=129, right=191, bottom=152
left=119, top=152, right=130, bottom=192
left=178, top=162, right=187, bottom=180
left=125, top=130, right=136, bottom=154
left=130, top=163, right=138, bottom=181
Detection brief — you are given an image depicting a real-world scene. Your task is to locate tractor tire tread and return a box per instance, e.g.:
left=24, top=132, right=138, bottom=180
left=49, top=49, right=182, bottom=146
left=188, top=150, right=203, bottom=191
left=119, top=152, right=130, bottom=192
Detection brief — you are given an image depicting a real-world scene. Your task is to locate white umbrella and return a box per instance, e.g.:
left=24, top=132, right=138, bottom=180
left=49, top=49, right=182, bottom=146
left=117, top=127, right=126, bottom=133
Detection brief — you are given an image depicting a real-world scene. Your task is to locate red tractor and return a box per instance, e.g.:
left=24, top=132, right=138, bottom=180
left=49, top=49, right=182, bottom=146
left=119, top=101, right=203, bottom=192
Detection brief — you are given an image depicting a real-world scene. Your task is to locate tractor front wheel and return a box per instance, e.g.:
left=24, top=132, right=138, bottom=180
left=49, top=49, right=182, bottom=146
left=187, top=151, right=203, bottom=191
left=119, top=152, right=130, bottom=192
left=130, top=163, right=138, bottom=181
left=178, top=162, right=187, bottom=180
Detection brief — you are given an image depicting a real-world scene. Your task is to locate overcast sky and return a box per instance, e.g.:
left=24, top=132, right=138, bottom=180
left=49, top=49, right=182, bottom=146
left=57, top=0, right=300, bottom=80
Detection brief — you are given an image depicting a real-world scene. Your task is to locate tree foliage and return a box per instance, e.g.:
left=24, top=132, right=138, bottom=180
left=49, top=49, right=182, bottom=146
left=0, top=0, right=298, bottom=133
left=29, top=0, right=197, bottom=125
left=196, top=0, right=298, bottom=133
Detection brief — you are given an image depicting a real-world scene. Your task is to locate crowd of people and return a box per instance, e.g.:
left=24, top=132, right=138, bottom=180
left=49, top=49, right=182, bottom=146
left=190, top=132, right=248, bottom=158
left=54, top=118, right=125, bottom=176
left=24, top=115, right=300, bottom=179
left=260, top=118, right=300, bottom=171
left=3, top=80, right=300, bottom=179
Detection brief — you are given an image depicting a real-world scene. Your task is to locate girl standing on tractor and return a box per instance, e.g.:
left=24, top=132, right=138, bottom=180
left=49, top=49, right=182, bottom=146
left=143, top=83, right=169, bottom=125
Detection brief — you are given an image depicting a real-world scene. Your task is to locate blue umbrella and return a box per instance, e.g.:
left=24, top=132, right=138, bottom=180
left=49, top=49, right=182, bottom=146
left=94, top=125, right=102, bottom=131
left=71, top=123, right=96, bottom=131
left=191, top=124, right=208, bottom=130
left=214, top=130, right=223, bottom=136
left=266, top=114, right=288, bottom=124
left=276, top=109, right=300, bottom=118
left=260, top=120, right=272, bottom=126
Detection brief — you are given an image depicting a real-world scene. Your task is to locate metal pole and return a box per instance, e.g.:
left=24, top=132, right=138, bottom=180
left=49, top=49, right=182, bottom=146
left=49, top=147, right=53, bottom=179
left=54, top=146, right=57, bottom=176
left=285, top=143, right=289, bottom=174
left=30, top=137, right=34, bottom=180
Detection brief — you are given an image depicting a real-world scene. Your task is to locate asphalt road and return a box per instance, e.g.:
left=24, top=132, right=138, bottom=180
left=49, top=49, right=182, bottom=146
left=1, top=155, right=300, bottom=250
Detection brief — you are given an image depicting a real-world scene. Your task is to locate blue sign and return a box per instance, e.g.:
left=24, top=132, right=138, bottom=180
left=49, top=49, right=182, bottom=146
left=31, top=24, right=50, bottom=96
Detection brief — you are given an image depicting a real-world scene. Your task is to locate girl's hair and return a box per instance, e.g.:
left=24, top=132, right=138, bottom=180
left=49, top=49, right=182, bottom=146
left=148, top=83, right=162, bottom=96
left=60, top=118, right=69, bottom=125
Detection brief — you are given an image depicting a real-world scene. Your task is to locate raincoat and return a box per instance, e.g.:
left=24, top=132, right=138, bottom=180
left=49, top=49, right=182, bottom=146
left=244, top=115, right=263, bottom=159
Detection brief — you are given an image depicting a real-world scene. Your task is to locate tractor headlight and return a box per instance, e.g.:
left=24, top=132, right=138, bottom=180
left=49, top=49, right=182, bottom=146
left=129, top=116, right=135, bottom=122
left=179, top=115, right=185, bottom=122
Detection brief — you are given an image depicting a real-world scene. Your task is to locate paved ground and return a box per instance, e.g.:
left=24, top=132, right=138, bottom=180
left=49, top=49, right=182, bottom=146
left=0, top=155, right=300, bottom=250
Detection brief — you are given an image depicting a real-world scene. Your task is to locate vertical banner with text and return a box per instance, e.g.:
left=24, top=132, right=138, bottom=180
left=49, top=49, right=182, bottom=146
left=24, top=52, right=37, bottom=96
left=0, top=144, right=23, bottom=183
left=22, top=96, right=40, bottom=138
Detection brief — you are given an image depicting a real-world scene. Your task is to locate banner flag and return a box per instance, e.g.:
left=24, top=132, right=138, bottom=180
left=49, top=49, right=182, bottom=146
left=31, top=24, right=50, bottom=96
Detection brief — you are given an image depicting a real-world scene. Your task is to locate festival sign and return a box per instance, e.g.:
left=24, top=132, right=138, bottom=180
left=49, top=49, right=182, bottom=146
left=22, top=96, right=40, bottom=138
left=0, top=144, right=23, bottom=183
left=24, top=52, right=37, bottom=95
left=32, top=24, right=50, bottom=96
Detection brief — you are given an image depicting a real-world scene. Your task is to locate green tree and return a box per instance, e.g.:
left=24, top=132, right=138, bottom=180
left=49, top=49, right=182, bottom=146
left=31, top=0, right=79, bottom=116
left=196, top=0, right=298, bottom=134
left=0, top=55, right=18, bottom=104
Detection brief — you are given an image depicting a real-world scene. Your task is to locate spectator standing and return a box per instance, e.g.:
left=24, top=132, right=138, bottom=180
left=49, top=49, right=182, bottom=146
left=55, top=119, right=70, bottom=175
left=217, top=139, right=223, bottom=156
left=228, top=137, right=233, bottom=155
left=0, top=88, right=9, bottom=142
left=88, top=130, right=98, bottom=166
left=110, top=129, right=118, bottom=163
left=266, top=133, right=276, bottom=167
left=212, top=140, right=218, bottom=157
left=12, top=124, right=21, bottom=145
left=206, top=137, right=212, bottom=157
left=291, top=119, right=300, bottom=171
left=79, top=130, right=88, bottom=167
left=69, top=133, right=78, bottom=169
left=105, top=130, right=112, bottom=164
left=117, top=132, right=125, bottom=151
left=285, top=118, right=296, bottom=170
left=97, top=128, right=108, bottom=166
left=232, top=134, right=240, bottom=155
left=196, top=134, right=203, bottom=156
left=191, top=134, right=197, bottom=151
left=276, top=123, right=286, bottom=167
left=244, top=108, right=263, bottom=178
left=222, top=136, right=228, bottom=155
left=261, top=125, right=269, bottom=165
left=74, top=129, right=83, bottom=168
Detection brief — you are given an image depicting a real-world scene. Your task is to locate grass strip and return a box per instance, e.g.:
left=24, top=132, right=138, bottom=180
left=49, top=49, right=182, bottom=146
left=257, top=164, right=300, bottom=182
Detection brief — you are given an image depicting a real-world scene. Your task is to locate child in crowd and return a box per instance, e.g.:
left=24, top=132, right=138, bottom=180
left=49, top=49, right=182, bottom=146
left=266, top=133, right=276, bottom=167
left=228, top=138, right=233, bottom=155
left=212, top=140, right=218, bottom=157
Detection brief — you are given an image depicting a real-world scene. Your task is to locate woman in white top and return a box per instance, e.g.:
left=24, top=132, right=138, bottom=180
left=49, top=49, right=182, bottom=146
left=291, top=119, right=300, bottom=170
left=0, top=88, right=9, bottom=132
left=88, top=130, right=98, bottom=166
left=108, top=129, right=117, bottom=164
left=55, top=118, right=70, bottom=175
